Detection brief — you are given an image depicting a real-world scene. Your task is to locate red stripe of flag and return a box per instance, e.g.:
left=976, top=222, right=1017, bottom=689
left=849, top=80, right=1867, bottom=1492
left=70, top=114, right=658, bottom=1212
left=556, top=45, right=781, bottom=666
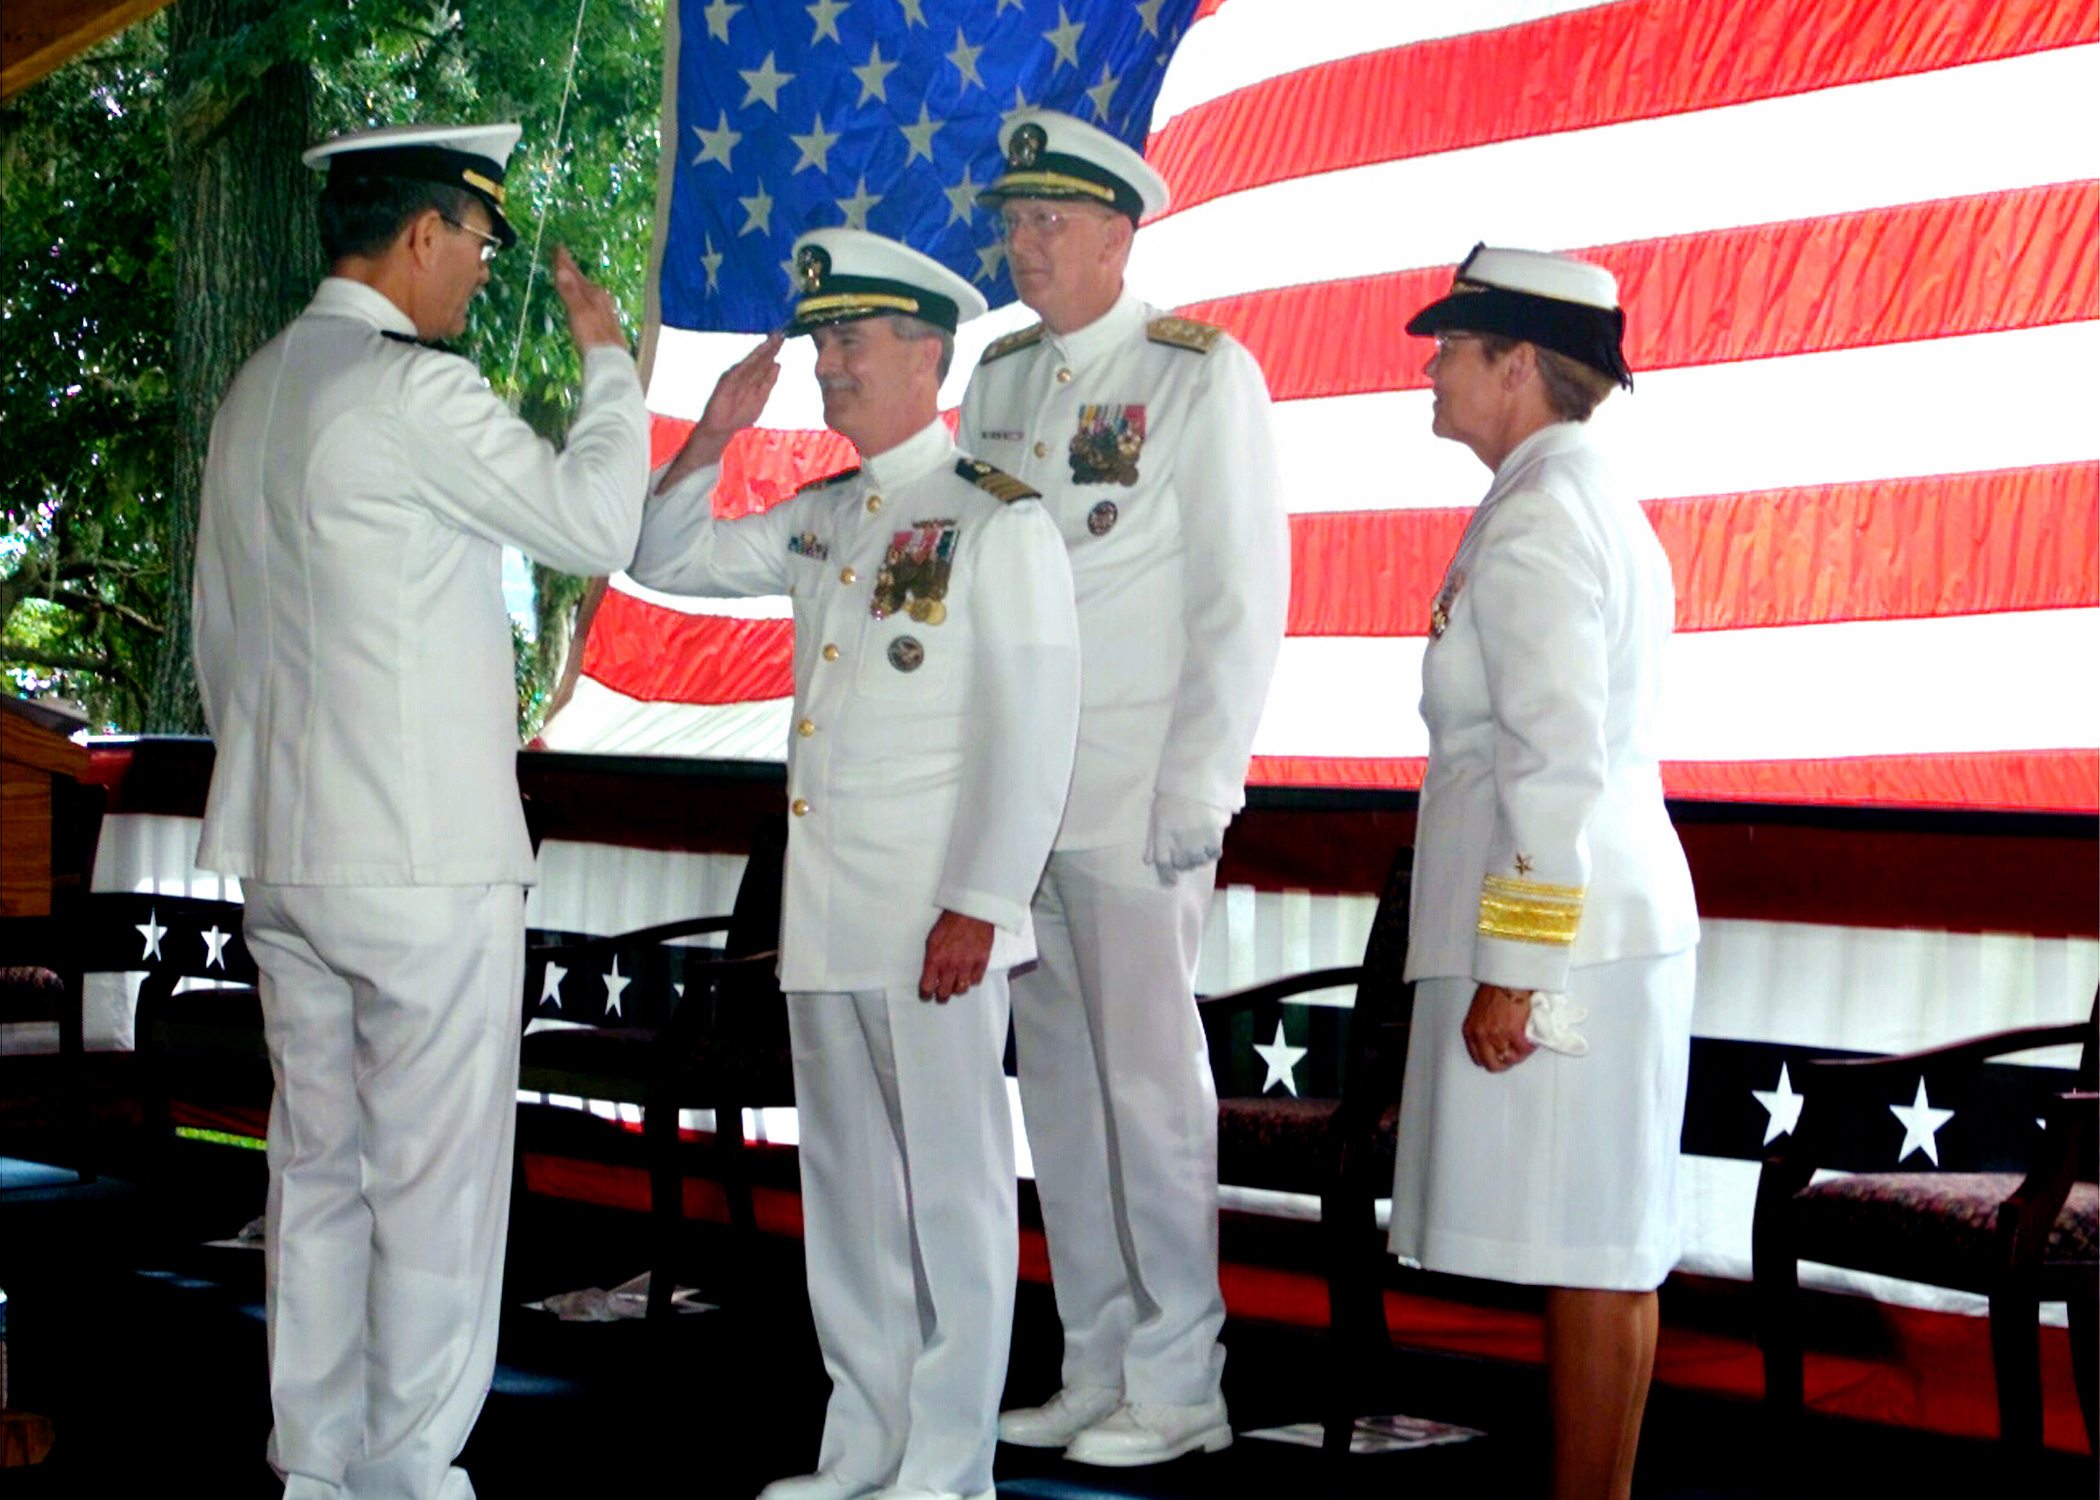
left=1290, top=464, right=2099, bottom=636
left=1185, top=182, right=2100, bottom=402
left=1247, top=749, right=2100, bottom=813
left=1148, top=0, right=2097, bottom=218
left=580, top=590, right=792, bottom=705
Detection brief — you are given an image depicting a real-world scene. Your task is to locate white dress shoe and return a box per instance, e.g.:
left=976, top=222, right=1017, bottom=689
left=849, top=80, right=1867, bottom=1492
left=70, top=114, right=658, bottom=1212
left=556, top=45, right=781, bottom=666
left=996, top=1384, right=1123, bottom=1447
left=756, top=1474, right=880, bottom=1500
left=1063, top=1395, right=1233, bottom=1467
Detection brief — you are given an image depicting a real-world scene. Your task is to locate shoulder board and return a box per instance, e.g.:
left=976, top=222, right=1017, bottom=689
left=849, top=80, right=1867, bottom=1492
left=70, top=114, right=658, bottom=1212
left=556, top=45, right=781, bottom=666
left=796, top=466, right=862, bottom=493
left=380, top=329, right=454, bottom=354
left=1146, top=315, right=1223, bottom=354
left=954, top=458, right=1040, bottom=505
left=979, top=323, right=1046, bottom=363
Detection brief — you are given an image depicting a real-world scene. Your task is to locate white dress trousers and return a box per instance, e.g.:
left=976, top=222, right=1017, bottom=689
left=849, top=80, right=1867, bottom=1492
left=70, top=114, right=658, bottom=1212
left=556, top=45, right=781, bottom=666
left=244, top=883, right=525, bottom=1500
left=1011, top=842, right=1225, bottom=1405
left=792, top=976, right=1017, bottom=1494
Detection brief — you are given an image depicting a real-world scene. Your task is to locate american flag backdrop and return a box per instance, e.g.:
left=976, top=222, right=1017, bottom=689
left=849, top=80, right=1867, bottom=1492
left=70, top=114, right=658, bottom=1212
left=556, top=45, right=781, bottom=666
left=542, top=0, right=2100, bottom=816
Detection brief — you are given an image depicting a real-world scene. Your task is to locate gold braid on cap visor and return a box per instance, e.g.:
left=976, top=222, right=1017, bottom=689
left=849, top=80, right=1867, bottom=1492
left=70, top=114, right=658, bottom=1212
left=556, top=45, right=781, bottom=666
left=796, top=292, right=922, bottom=318
left=1476, top=874, right=1585, bottom=946
left=993, top=170, right=1118, bottom=204
left=461, top=169, right=506, bottom=205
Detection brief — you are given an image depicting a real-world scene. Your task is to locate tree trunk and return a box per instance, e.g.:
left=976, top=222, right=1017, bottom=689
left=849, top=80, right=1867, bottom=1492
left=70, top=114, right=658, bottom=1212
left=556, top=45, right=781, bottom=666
left=147, top=1, right=318, bottom=732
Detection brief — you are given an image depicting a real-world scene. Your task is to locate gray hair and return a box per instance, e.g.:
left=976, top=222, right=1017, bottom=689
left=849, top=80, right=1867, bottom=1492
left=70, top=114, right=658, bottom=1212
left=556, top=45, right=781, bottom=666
left=885, top=313, right=955, bottom=381
left=1476, top=333, right=1617, bottom=423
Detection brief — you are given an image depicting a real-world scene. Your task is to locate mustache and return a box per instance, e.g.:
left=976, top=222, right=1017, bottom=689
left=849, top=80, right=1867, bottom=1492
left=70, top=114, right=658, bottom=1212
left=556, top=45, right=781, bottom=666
left=817, top=376, right=858, bottom=396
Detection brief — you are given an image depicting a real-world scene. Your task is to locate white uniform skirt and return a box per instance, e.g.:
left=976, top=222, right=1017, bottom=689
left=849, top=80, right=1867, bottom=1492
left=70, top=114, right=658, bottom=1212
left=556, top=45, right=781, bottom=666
left=1388, top=948, right=1696, bottom=1291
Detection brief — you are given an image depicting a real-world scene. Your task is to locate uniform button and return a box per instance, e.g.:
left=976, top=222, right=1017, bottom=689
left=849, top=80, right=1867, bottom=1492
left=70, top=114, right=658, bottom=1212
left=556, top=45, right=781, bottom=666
left=791, top=798, right=811, bottom=817
left=839, top=566, right=857, bottom=585
left=797, top=719, right=816, bottom=737
left=865, top=495, right=882, bottom=513
left=1033, top=441, right=1048, bottom=458
left=821, top=643, right=840, bottom=661
left=1056, top=367, right=1073, bottom=383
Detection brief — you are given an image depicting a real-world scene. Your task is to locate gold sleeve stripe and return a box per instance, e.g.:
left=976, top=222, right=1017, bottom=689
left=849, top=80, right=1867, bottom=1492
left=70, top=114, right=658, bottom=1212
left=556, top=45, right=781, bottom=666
left=1477, top=875, right=1586, bottom=947
left=1482, top=873, right=1586, bottom=901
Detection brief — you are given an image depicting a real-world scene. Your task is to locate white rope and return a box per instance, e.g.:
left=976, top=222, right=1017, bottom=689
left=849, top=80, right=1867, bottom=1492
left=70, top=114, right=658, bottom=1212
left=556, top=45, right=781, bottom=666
left=505, top=0, right=593, bottom=395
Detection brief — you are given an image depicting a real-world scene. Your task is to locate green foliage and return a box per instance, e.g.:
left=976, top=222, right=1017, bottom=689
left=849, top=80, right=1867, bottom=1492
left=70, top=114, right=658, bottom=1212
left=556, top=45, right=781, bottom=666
left=2, top=0, right=665, bottom=732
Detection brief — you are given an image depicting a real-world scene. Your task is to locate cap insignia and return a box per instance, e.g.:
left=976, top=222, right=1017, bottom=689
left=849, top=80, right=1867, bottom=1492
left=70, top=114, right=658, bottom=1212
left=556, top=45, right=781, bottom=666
left=793, top=244, right=831, bottom=295
left=1007, top=122, right=1047, bottom=168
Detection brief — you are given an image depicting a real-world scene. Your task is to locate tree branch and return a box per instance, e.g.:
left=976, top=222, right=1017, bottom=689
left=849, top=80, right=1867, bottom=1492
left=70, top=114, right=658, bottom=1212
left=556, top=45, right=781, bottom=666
left=0, top=646, right=116, bottom=675
left=47, top=590, right=165, bottom=635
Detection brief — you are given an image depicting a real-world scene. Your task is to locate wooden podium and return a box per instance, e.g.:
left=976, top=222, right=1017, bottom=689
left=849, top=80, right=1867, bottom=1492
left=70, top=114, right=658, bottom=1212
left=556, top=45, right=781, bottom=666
left=1, top=695, right=90, bottom=921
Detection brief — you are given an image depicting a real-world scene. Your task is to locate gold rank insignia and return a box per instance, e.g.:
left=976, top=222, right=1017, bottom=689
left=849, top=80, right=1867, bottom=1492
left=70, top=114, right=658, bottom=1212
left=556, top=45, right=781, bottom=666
left=980, top=324, right=1045, bottom=363
left=796, top=465, right=861, bottom=493
left=872, top=520, right=957, bottom=624
left=955, top=458, right=1038, bottom=504
left=1428, top=569, right=1465, bottom=639
left=1069, top=403, right=1144, bottom=486
left=1477, top=874, right=1586, bottom=947
left=1146, top=315, right=1222, bottom=354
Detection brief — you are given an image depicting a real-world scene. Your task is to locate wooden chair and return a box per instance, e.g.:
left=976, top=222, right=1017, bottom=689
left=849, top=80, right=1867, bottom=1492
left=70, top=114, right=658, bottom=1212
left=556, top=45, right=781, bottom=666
left=517, top=821, right=790, bottom=1317
left=0, top=774, right=108, bottom=1174
left=1197, top=843, right=1415, bottom=1452
left=1753, top=987, right=2098, bottom=1455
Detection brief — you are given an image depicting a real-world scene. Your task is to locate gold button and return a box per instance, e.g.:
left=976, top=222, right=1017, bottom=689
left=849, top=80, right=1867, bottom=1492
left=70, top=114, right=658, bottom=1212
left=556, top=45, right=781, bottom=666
left=840, top=566, right=857, bottom=585
left=1033, top=441, right=1048, bottom=458
left=1056, top=367, right=1073, bottom=383
left=797, top=719, right=816, bottom=737
left=822, top=643, right=840, bottom=661
left=865, top=494, right=882, bottom=513
left=791, top=798, right=810, bottom=817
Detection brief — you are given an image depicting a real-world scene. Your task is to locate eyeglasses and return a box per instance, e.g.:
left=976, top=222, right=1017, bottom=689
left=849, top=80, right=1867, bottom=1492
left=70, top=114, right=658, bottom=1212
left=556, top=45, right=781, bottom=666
left=1432, top=333, right=1479, bottom=353
left=440, top=216, right=503, bottom=263
left=996, top=205, right=1104, bottom=241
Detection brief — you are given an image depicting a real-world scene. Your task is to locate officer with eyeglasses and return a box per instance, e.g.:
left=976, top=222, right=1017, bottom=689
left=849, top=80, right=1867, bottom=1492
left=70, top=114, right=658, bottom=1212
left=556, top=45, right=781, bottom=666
left=959, top=108, right=1290, bottom=1466
left=191, top=122, right=649, bottom=1500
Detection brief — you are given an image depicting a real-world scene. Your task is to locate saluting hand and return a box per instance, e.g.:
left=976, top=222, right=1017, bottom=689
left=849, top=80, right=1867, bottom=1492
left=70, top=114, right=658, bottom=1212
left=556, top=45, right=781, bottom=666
left=660, top=332, right=785, bottom=490
left=551, top=245, right=628, bottom=353
left=918, top=909, right=994, bottom=1003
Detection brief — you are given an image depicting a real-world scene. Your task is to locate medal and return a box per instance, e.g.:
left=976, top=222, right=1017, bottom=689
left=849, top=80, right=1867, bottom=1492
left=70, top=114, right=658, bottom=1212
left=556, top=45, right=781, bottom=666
left=887, top=636, right=924, bottom=672
left=1087, top=500, right=1118, bottom=536
left=1068, top=404, right=1145, bottom=486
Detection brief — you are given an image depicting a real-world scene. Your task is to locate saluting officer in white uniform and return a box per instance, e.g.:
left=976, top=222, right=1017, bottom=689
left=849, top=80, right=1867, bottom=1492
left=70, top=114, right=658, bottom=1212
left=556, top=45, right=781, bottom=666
left=1388, top=246, right=1700, bottom=1500
left=192, top=124, right=650, bottom=1499
left=959, top=110, right=1290, bottom=1465
left=632, top=229, right=1081, bottom=1500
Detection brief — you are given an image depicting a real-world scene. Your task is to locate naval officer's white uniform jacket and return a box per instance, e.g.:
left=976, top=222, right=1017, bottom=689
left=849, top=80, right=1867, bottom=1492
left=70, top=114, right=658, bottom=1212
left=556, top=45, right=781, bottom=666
left=191, top=275, right=649, bottom=1500
left=1405, top=420, right=1698, bottom=990
left=958, top=289, right=1289, bottom=846
left=194, top=276, right=650, bottom=883
left=628, top=417, right=1081, bottom=989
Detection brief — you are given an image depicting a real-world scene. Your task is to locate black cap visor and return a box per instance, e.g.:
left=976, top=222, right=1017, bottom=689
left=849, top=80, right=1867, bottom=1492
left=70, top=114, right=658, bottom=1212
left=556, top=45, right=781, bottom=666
left=787, top=275, right=960, bottom=337
left=325, top=144, right=518, bottom=247
left=1407, top=284, right=1632, bottom=389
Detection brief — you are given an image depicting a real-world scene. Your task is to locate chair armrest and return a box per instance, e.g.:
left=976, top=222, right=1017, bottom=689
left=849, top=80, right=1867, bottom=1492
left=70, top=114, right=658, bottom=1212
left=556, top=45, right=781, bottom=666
left=1996, top=1090, right=2099, bottom=1269
left=1197, top=966, right=1364, bottom=1016
left=1801, top=1020, right=2090, bottom=1099
left=528, top=914, right=734, bottom=962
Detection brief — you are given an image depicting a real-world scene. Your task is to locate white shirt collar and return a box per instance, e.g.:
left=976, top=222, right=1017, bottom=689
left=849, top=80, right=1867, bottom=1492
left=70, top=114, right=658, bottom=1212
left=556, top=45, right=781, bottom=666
left=861, top=417, right=955, bottom=490
left=1047, top=286, right=1145, bottom=366
left=308, top=276, right=419, bottom=339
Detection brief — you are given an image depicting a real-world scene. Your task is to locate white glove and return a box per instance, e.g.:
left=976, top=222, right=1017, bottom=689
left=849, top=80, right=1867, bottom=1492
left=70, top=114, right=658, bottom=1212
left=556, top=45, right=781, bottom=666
left=1144, top=794, right=1231, bottom=886
left=1524, top=991, right=1590, bottom=1057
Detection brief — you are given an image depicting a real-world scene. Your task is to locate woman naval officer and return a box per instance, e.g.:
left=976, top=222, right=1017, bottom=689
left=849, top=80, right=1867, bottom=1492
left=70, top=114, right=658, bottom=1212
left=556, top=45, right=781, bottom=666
left=1387, top=245, right=1700, bottom=1500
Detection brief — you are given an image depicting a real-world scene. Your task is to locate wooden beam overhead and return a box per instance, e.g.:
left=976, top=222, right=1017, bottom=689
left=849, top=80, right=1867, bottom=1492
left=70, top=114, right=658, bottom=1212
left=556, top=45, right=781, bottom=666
left=2, top=0, right=176, bottom=103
